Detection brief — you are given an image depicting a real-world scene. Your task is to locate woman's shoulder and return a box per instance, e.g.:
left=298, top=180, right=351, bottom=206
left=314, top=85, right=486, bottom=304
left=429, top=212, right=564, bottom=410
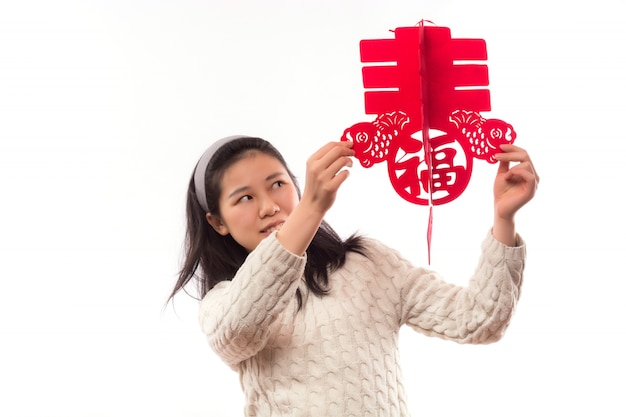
left=355, top=235, right=385, bottom=251
left=347, top=234, right=410, bottom=267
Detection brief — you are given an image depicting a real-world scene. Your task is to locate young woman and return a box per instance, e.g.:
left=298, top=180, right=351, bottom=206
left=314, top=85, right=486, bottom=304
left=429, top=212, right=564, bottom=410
left=168, top=135, right=538, bottom=417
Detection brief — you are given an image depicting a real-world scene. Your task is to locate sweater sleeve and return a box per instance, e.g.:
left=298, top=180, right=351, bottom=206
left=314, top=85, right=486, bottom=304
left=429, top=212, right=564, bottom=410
left=397, top=230, right=525, bottom=344
left=198, top=233, right=306, bottom=368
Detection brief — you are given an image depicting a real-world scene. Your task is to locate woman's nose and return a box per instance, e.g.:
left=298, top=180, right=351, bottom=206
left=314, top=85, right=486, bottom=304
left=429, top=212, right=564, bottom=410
left=259, top=196, right=279, bottom=217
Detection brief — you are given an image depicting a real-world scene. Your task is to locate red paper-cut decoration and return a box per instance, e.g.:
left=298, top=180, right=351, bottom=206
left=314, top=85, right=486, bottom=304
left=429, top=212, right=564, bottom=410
left=341, top=21, right=517, bottom=263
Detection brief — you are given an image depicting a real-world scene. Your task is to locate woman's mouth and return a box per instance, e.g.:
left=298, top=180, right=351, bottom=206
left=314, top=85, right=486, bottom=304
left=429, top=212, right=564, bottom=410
left=262, top=223, right=283, bottom=234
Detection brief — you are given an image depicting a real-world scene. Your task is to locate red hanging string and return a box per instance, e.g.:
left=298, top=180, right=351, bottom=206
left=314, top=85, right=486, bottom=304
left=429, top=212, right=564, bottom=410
left=418, top=19, right=434, bottom=265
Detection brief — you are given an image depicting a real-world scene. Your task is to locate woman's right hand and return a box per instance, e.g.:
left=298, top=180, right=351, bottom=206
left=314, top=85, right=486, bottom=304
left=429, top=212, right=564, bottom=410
left=276, top=141, right=354, bottom=255
left=300, top=141, right=355, bottom=215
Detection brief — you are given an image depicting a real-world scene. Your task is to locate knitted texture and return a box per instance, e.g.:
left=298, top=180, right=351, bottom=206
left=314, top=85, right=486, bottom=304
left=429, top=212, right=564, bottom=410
left=199, top=231, right=525, bottom=417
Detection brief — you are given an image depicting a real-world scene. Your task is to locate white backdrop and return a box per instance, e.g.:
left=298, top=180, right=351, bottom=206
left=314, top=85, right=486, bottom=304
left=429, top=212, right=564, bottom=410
left=1, top=0, right=625, bottom=416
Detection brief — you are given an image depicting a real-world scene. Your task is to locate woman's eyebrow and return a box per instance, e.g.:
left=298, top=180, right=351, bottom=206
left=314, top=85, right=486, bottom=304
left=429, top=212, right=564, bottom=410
left=265, top=172, right=287, bottom=182
left=227, top=172, right=287, bottom=199
left=227, top=186, right=250, bottom=200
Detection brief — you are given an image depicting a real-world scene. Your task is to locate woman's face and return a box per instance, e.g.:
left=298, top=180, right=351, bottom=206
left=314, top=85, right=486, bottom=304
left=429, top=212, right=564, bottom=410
left=207, top=151, right=299, bottom=252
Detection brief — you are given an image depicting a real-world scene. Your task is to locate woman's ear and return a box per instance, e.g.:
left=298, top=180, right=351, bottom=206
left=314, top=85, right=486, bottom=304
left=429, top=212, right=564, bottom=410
left=206, top=212, right=229, bottom=236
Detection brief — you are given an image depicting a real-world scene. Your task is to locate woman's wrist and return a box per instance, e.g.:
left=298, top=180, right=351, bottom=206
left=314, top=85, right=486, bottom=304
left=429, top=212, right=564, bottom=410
left=276, top=202, right=325, bottom=255
left=492, top=215, right=516, bottom=247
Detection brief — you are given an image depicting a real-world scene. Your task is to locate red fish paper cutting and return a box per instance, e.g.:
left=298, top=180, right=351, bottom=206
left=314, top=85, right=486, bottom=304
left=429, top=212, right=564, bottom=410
left=341, top=20, right=516, bottom=263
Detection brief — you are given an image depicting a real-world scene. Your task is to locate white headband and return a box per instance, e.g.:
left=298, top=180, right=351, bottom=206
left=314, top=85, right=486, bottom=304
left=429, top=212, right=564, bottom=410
left=193, top=135, right=252, bottom=212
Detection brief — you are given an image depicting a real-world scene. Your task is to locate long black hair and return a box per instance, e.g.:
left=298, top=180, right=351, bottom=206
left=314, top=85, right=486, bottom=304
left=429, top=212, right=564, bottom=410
left=167, top=136, right=366, bottom=309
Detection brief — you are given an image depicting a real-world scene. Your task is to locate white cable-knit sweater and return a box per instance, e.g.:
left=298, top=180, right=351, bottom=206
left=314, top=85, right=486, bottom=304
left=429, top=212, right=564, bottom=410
left=199, top=230, right=525, bottom=416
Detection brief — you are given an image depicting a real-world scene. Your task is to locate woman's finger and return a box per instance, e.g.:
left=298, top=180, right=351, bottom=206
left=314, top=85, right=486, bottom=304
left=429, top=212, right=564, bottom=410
left=310, top=141, right=354, bottom=164
left=496, top=144, right=539, bottom=184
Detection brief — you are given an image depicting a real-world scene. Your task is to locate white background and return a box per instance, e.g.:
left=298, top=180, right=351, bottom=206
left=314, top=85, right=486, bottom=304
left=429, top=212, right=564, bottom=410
left=1, top=0, right=624, bottom=416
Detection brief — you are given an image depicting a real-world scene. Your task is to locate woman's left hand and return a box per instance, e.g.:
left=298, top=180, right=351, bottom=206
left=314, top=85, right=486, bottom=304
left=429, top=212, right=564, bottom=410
left=493, top=144, right=539, bottom=221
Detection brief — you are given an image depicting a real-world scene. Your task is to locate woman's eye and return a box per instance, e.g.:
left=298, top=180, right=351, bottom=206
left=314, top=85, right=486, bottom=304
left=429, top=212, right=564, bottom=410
left=272, top=181, right=284, bottom=189
left=238, top=195, right=252, bottom=203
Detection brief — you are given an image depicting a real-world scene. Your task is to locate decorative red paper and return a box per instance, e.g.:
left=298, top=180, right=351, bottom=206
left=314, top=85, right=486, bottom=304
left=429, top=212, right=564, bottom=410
left=341, top=20, right=516, bottom=262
